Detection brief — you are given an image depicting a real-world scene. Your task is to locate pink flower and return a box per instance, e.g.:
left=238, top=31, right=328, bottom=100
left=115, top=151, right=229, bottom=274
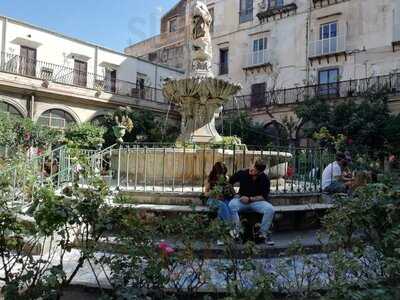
left=158, top=242, right=175, bottom=256
left=164, top=247, right=175, bottom=255
left=347, top=138, right=353, bottom=145
left=158, top=242, right=168, bottom=250
left=24, top=133, right=31, bottom=141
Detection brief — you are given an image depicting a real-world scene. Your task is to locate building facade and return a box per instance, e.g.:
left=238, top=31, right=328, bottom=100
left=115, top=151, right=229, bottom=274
left=0, top=15, right=183, bottom=128
left=126, top=0, right=400, bottom=145
left=124, top=0, right=188, bottom=70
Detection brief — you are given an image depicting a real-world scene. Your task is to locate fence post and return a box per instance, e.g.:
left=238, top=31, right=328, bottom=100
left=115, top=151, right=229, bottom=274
left=117, top=145, right=122, bottom=188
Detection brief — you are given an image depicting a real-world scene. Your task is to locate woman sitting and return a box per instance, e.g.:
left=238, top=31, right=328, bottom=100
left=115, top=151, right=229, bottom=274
left=205, top=162, right=234, bottom=223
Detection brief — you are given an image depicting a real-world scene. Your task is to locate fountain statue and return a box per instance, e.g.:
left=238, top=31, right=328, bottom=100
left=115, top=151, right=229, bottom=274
left=108, top=0, right=293, bottom=192
left=163, top=0, right=241, bottom=144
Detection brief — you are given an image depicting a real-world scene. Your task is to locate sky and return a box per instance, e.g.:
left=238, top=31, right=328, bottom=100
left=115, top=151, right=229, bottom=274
left=0, top=0, right=178, bottom=52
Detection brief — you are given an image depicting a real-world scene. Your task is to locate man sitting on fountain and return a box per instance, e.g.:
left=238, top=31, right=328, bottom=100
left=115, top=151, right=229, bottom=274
left=229, top=159, right=275, bottom=246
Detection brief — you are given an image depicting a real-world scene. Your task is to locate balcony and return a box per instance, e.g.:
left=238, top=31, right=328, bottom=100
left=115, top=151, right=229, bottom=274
left=308, top=35, right=346, bottom=62
left=239, top=8, right=253, bottom=24
left=257, top=3, right=297, bottom=23
left=312, top=0, right=349, bottom=9
left=224, top=72, right=400, bottom=112
left=393, top=22, right=400, bottom=51
left=0, top=52, right=167, bottom=105
left=243, top=49, right=271, bottom=72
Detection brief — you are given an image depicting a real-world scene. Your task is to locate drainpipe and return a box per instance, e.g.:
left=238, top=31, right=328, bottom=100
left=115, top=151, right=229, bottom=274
left=30, top=94, right=35, bottom=120
left=305, top=0, right=312, bottom=85
left=94, top=46, right=98, bottom=78
left=1, top=17, right=7, bottom=66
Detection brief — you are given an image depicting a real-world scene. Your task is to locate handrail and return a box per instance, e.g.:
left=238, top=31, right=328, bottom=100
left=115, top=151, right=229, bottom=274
left=0, top=52, right=168, bottom=104
left=226, top=72, right=400, bottom=112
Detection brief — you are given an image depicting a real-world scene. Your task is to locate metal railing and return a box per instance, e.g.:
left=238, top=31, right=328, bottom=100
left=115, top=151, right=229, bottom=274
left=226, top=72, right=400, bottom=111
left=100, top=143, right=334, bottom=194
left=308, top=35, right=346, bottom=58
left=0, top=52, right=167, bottom=104
left=245, top=49, right=271, bottom=68
left=0, top=146, right=70, bottom=208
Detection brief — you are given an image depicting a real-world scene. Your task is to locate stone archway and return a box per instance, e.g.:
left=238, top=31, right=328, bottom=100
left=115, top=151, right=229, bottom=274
left=264, top=121, right=289, bottom=146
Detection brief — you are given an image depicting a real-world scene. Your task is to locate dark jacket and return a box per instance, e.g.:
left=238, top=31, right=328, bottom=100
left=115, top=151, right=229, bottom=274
left=229, top=169, right=270, bottom=201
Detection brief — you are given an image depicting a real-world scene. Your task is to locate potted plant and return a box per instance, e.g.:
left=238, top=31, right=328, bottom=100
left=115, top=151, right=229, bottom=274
left=113, top=115, right=133, bottom=144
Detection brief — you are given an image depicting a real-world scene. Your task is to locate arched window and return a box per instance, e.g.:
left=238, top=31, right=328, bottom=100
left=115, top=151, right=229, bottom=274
left=38, top=109, right=75, bottom=128
left=264, top=121, right=288, bottom=146
left=0, top=101, right=23, bottom=117
left=91, top=115, right=108, bottom=127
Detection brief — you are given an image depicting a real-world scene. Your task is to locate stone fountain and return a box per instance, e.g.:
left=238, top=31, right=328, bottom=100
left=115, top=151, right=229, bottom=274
left=108, top=0, right=293, bottom=191
left=163, top=0, right=241, bottom=143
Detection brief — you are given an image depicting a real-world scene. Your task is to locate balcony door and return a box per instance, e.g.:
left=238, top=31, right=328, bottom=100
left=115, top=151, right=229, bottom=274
left=105, top=69, right=117, bottom=93
left=252, top=37, right=267, bottom=65
left=239, top=0, right=253, bottom=23
left=73, top=59, right=87, bottom=87
left=318, top=68, right=339, bottom=96
left=251, top=82, right=266, bottom=108
left=19, top=46, right=36, bottom=77
left=320, top=22, right=337, bottom=54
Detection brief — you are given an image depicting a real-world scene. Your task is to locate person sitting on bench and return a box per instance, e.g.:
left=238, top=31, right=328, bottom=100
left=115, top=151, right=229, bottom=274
left=322, top=152, right=353, bottom=194
left=228, top=159, right=275, bottom=245
left=205, top=162, right=234, bottom=223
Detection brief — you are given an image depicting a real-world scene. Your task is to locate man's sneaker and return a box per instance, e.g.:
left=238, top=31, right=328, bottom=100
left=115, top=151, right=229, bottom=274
left=216, top=240, right=224, bottom=246
left=255, top=234, right=275, bottom=246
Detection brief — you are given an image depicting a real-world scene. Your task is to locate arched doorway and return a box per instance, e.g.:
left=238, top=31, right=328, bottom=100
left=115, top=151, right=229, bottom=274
left=0, top=101, right=24, bottom=117
left=264, top=121, right=288, bottom=146
left=296, top=122, right=317, bottom=148
left=38, top=109, right=76, bottom=128
left=91, top=115, right=108, bottom=127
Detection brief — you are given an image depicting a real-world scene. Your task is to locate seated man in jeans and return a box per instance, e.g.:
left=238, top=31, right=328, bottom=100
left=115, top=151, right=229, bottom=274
left=228, top=159, right=275, bottom=245
left=322, top=152, right=353, bottom=194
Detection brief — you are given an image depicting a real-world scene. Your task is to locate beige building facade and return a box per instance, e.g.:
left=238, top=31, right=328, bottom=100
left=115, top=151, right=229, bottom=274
left=0, top=15, right=183, bottom=129
left=126, top=0, right=400, bottom=145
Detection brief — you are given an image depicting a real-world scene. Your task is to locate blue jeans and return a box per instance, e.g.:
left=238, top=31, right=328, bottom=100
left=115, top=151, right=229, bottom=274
left=229, top=197, right=275, bottom=235
left=207, top=198, right=233, bottom=222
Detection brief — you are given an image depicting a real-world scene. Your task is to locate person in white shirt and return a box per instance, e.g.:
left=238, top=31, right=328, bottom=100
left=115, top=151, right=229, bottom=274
left=322, top=152, right=353, bottom=194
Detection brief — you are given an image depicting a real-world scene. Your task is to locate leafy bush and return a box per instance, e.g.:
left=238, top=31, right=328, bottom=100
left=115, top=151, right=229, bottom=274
left=64, top=122, right=105, bottom=149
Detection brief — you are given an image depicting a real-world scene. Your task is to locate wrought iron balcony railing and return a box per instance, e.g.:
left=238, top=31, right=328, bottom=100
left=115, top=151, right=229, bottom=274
left=0, top=52, right=167, bottom=104
left=244, top=49, right=271, bottom=68
left=225, top=72, right=400, bottom=111
left=308, top=35, right=346, bottom=58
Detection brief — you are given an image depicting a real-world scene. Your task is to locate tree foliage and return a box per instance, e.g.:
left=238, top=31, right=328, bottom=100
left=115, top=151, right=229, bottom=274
left=217, top=112, right=275, bottom=147
left=295, top=88, right=399, bottom=157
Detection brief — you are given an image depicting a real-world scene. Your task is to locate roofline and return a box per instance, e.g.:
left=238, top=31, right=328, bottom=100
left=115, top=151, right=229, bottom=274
left=0, top=15, right=184, bottom=74
left=161, top=0, right=187, bottom=20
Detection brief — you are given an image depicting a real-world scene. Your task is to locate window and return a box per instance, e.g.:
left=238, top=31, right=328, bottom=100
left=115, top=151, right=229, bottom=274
left=135, top=73, right=148, bottom=99
left=320, top=22, right=338, bottom=53
left=239, top=0, right=253, bottom=23
left=318, top=68, right=339, bottom=96
left=209, top=7, right=215, bottom=33
left=105, top=69, right=117, bottom=93
left=169, top=18, right=178, bottom=33
left=19, top=46, right=36, bottom=77
left=251, top=83, right=266, bottom=108
left=250, top=37, right=268, bottom=65
left=219, top=48, right=229, bottom=75
left=268, top=0, right=284, bottom=8
left=38, top=109, right=75, bottom=129
left=0, top=101, right=22, bottom=117
left=73, top=60, right=88, bottom=87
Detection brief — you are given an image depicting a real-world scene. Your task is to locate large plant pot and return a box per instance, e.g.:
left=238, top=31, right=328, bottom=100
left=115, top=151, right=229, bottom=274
left=113, top=125, right=127, bottom=144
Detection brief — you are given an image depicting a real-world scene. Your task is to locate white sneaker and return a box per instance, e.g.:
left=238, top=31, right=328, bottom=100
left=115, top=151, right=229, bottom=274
left=216, top=240, right=224, bottom=246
